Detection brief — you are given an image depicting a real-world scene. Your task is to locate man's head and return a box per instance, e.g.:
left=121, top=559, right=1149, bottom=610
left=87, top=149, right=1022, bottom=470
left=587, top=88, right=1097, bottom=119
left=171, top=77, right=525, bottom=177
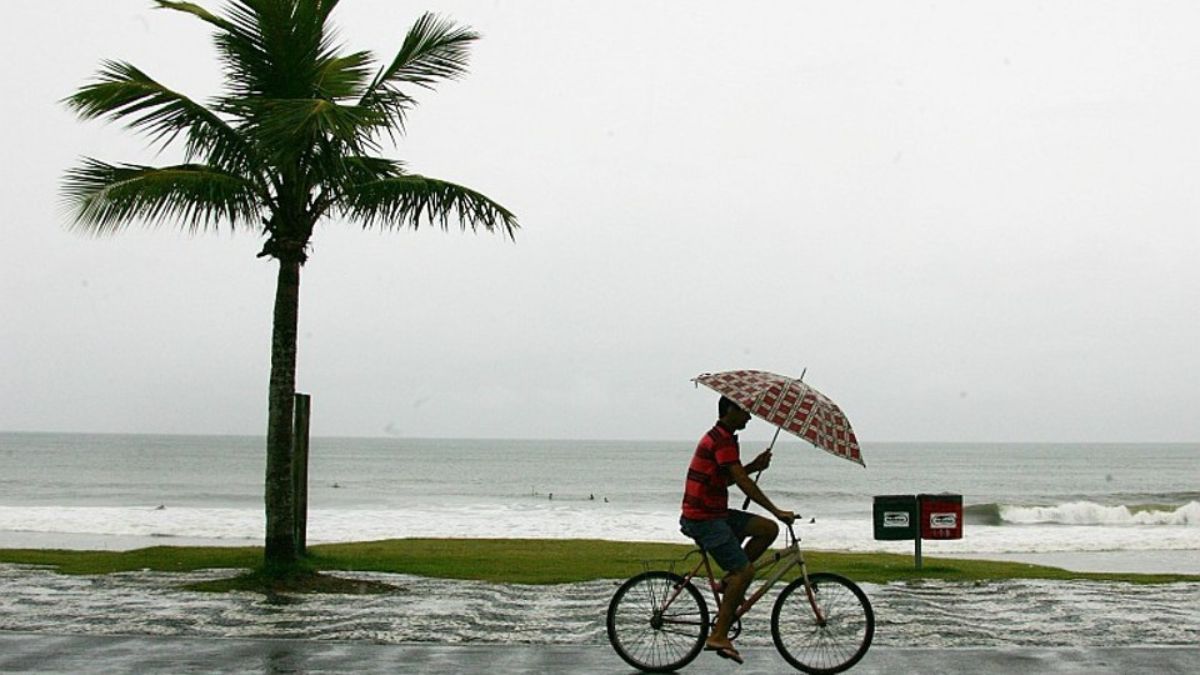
left=717, top=396, right=751, bottom=431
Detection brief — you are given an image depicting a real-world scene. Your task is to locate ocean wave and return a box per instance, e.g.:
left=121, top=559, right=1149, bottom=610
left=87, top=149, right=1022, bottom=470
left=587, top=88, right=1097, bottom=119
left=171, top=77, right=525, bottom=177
left=963, top=503, right=1004, bottom=525
left=4, top=502, right=1200, bottom=556
left=994, top=501, right=1200, bottom=527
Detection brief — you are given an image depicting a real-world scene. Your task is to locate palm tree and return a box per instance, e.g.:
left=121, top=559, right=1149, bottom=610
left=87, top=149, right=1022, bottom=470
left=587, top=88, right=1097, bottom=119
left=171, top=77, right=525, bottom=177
left=62, top=0, right=517, bottom=568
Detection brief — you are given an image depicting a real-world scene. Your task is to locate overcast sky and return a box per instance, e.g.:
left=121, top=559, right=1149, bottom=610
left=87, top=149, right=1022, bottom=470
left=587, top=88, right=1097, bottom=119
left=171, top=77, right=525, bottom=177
left=1, top=1, right=1197, bottom=442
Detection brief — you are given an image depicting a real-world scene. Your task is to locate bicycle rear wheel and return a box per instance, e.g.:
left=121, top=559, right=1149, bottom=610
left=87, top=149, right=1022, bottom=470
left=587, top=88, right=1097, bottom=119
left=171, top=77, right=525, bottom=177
left=770, top=572, right=874, bottom=674
left=606, top=571, right=709, bottom=672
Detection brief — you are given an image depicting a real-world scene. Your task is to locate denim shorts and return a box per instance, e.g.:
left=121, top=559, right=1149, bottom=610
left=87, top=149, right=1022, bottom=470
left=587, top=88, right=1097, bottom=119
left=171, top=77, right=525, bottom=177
left=679, top=510, right=753, bottom=573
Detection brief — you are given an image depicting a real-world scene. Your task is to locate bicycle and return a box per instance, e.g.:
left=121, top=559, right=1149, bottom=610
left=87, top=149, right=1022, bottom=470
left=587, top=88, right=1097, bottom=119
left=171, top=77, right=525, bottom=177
left=606, top=522, right=874, bottom=673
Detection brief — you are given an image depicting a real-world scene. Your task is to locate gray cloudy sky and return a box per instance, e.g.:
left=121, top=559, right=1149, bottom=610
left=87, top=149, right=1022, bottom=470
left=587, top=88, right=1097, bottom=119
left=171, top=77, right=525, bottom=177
left=2, top=1, right=1197, bottom=442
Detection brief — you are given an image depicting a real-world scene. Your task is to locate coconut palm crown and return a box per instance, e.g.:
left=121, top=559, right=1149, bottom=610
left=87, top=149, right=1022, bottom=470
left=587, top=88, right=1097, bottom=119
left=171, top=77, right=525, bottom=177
left=62, top=0, right=517, bottom=567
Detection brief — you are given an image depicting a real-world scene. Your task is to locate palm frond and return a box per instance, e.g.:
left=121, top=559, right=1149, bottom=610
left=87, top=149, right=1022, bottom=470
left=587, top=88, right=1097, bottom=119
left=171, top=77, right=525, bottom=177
left=316, top=50, right=374, bottom=100
left=372, top=13, right=478, bottom=89
left=341, top=155, right=405, bottom=178
left=63, top=159, right=265, bottom=235
left=64, top=61, right=249, bottom=168
left=341, top=174, right=517, bottom=239
left=315, top=0, right=342, bottom=24
left=210, top=0, right=338, bottom=100
left=307, top=154, right=403, bottom=217
left=246, top=97, right=382, bottom=162
left=316, top=154, right=405, bottom=192
left=153, top=1, right=239, bottom=33
left=359, top=13, right=479, bottom=134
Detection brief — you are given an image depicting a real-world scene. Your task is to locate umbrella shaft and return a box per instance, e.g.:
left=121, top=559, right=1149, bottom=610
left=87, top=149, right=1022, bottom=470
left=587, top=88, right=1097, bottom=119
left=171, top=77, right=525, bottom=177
left=768, top=426, right=782, bottom=450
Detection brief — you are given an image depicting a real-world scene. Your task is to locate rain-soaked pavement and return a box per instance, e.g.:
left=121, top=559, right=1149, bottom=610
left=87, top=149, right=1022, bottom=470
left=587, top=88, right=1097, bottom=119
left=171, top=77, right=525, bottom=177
left=1, top=564, right=1198, bottom=672
left=3, top=633, right=1200, bottom=674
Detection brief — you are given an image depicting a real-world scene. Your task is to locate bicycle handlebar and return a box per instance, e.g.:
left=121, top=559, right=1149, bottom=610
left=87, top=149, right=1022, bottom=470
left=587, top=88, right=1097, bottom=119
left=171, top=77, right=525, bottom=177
left=785, top=521, right=800, bottom=545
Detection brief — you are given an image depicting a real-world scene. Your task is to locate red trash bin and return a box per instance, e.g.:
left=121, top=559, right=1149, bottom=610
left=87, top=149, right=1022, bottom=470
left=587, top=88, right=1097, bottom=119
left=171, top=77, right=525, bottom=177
left=918, top=493, right=963, bottom=540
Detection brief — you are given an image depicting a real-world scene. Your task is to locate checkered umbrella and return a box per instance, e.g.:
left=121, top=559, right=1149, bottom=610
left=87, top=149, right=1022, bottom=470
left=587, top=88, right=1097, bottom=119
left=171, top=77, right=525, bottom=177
left=693, top=369, right=864, bottom=466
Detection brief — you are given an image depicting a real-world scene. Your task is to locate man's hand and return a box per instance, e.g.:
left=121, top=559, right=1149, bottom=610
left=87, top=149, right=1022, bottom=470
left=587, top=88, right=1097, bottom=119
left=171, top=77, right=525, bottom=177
left=745, top=448, right=773, bottom=474
left=773, top=509, right=796, bottom=524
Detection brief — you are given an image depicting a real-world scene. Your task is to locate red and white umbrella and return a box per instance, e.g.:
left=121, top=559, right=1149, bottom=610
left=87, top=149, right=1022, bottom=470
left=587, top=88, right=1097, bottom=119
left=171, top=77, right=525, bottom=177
left=693, top=369, right=864, bottom=466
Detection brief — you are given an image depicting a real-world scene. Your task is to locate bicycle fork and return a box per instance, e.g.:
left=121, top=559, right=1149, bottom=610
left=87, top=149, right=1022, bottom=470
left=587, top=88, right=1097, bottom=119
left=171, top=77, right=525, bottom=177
left=798, top=563, right=828, bottom=627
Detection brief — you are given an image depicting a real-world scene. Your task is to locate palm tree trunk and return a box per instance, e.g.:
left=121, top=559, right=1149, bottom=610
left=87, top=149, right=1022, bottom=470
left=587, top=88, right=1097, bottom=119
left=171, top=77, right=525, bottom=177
left=264, top=256, right=301, bottom=567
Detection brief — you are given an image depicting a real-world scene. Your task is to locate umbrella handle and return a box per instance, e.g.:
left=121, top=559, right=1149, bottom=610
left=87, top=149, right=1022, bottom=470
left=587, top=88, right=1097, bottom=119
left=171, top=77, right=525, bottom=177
left=740, top=471, right=763, bottom=511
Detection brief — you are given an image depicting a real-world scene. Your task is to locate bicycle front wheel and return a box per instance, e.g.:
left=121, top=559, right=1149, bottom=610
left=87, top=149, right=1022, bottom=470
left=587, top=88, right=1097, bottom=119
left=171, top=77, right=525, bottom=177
left=770, top=572, right=874, bottom=674
left=606, top=571, right=709, bottom=672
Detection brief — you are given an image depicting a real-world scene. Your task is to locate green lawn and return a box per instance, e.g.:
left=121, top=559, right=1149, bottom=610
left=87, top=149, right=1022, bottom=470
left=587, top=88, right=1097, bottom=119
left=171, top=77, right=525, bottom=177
left=2, top=539, right=1195, bottom=592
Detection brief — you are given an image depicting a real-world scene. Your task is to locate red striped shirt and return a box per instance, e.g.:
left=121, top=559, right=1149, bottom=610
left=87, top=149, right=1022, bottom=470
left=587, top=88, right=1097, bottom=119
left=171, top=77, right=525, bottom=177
left=681, top=424, right=741, bottom=520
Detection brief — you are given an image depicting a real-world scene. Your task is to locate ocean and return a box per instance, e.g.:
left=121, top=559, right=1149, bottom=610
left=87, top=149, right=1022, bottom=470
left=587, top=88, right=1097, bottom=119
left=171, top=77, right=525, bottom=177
left=1, top=433, right=1196, bottom=571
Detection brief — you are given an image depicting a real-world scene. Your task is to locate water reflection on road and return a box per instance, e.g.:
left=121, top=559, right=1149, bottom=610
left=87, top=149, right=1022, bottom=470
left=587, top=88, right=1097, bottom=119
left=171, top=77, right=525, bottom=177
left=1, top=565, right=1197, bottom=647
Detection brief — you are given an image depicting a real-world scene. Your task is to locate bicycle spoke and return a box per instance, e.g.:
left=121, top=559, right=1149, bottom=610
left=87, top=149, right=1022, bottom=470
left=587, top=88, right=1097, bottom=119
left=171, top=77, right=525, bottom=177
left=657, top=624, right=702, bottom=638
left=607, top=571, right=709, bottom=672
left=771, top=573, right=874, bottom=674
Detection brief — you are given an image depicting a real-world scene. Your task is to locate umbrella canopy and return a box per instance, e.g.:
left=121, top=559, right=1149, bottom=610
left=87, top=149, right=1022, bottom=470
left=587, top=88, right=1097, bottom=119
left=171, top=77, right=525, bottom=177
left=693, top=369, right=864, bottom=466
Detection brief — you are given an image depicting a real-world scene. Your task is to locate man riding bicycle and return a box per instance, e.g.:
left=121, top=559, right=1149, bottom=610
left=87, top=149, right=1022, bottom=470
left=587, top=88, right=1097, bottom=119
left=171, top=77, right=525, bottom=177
left=680, top=395, right=796, bottom=665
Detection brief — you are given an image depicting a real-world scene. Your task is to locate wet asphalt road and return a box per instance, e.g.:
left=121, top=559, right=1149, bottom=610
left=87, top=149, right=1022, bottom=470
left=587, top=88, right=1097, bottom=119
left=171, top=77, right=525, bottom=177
left=2, top=633, right=1199, bottom=674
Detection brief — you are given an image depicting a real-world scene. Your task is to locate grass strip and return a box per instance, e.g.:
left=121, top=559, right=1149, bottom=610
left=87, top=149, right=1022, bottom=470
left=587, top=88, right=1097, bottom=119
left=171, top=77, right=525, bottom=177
left=2, top=539, right=1196, bottom=590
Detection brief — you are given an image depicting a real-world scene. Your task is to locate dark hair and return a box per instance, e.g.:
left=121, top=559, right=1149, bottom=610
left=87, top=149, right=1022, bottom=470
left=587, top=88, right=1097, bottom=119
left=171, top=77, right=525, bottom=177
left=718, top=396, right=741, bottom=417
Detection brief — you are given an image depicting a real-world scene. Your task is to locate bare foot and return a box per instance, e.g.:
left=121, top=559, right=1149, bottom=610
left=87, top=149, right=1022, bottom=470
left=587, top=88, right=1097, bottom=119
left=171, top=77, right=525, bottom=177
left=705, top=642, right=744, bottom=664
left=705, top=637, right=733, bottom=651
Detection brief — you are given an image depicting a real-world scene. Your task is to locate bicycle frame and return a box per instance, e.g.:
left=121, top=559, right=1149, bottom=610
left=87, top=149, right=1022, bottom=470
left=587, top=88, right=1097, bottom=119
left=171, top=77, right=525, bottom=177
left=666, top=523, right=826, bottom=625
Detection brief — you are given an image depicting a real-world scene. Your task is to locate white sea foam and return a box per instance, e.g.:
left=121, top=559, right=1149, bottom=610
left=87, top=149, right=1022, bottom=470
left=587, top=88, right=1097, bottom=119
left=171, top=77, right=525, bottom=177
left=3, top=502, right=1198, bottom=556
left=1000, top=501, right=1200, bottom=527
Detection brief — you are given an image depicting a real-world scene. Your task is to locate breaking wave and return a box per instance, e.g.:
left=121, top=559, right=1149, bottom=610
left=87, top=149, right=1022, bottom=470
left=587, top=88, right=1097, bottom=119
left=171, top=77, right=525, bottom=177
left=966, top=501, right=1200, bottom=527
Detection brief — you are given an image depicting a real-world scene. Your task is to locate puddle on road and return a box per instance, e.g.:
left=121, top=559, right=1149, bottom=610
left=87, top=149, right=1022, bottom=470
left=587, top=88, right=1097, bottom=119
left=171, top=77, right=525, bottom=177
left=2, top=565, right=1197, bottom=646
